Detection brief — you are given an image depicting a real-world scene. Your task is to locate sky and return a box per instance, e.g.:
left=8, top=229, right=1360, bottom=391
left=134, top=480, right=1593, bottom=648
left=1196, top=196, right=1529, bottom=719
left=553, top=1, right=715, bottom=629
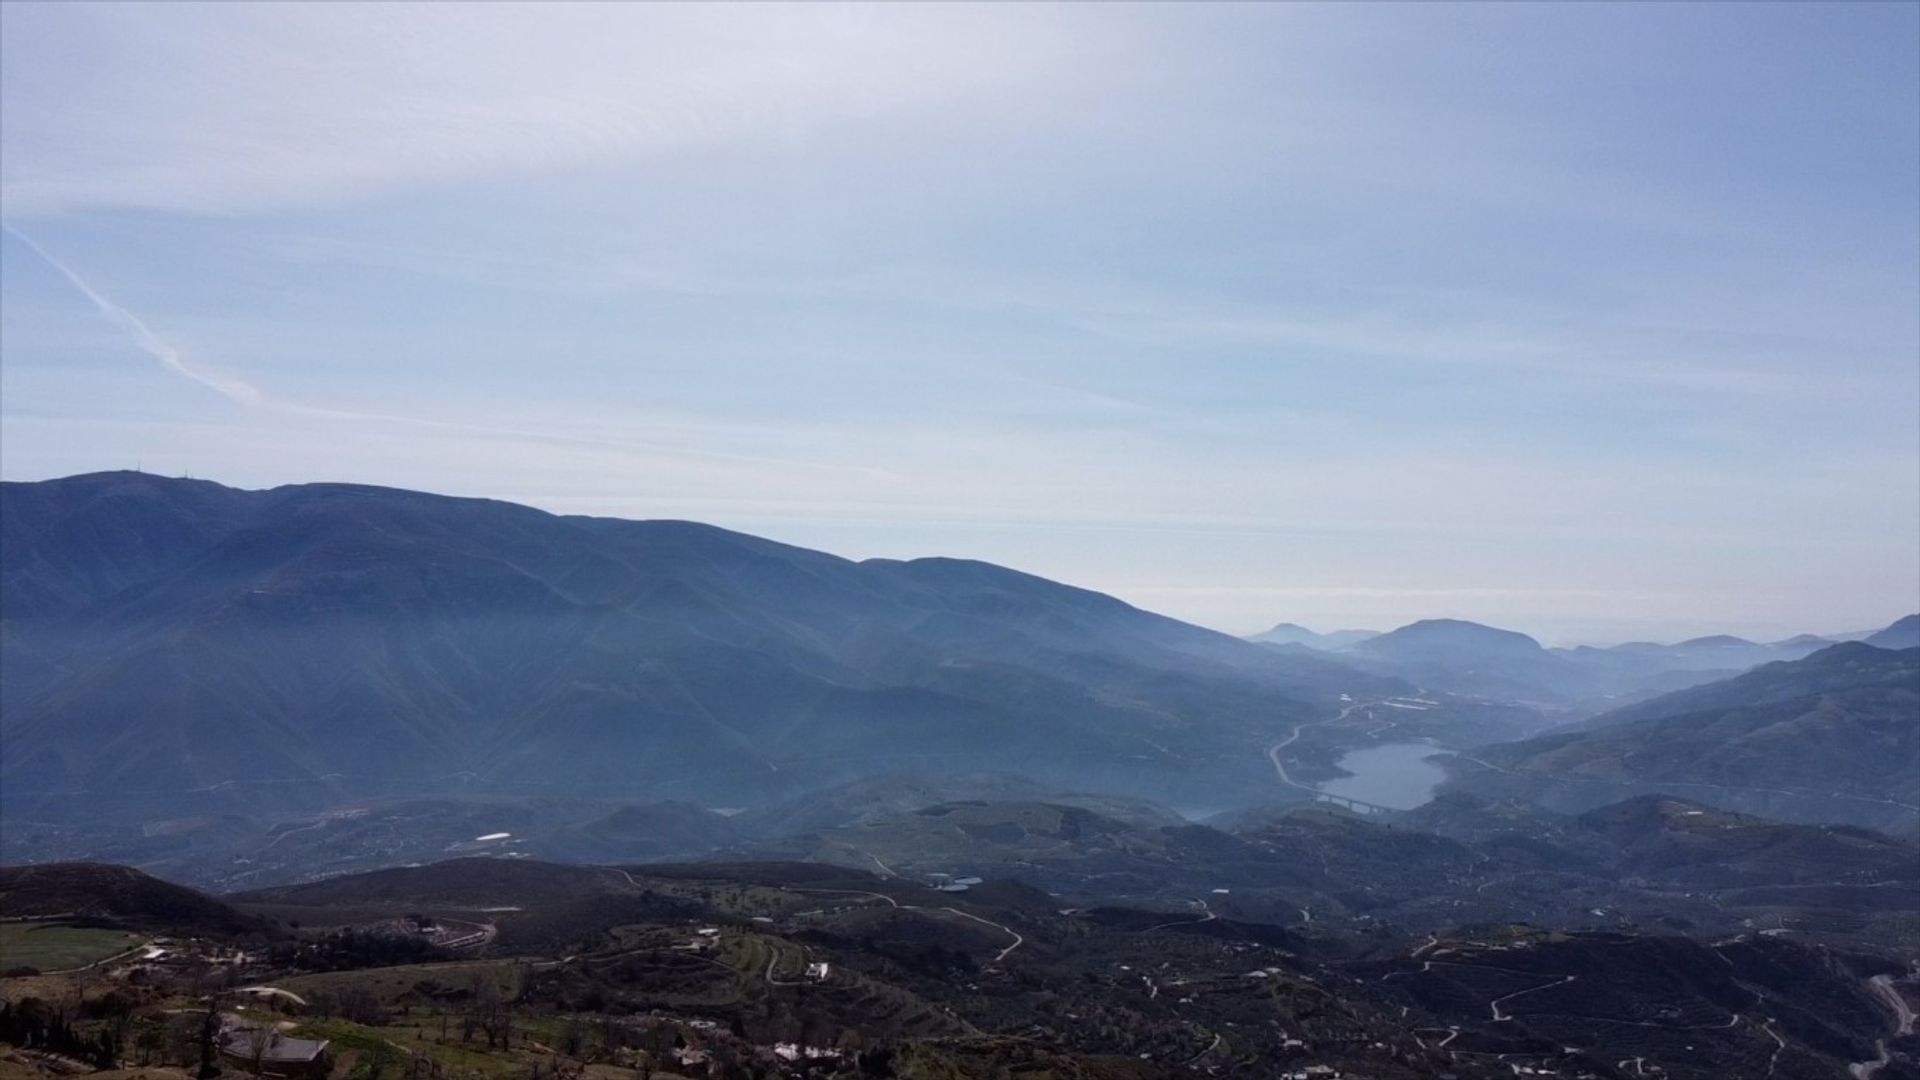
left=2, top=3, right=1916, bottom=645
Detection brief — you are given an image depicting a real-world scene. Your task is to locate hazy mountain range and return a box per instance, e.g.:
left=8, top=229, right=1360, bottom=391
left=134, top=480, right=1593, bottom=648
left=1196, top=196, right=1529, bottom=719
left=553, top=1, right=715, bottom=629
left=1250, top=615, right=1899, bottom=713
left=0, top=472, right=1388, bottom=823
left=3, top=472, right=1912, bottom=845
left=3, top=473, right=1913, bottom=1080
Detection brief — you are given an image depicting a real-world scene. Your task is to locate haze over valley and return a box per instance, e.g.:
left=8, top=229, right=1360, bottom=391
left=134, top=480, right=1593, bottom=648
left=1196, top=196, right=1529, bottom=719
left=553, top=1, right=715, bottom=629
left=2, top=4, right=1917, bottom=1080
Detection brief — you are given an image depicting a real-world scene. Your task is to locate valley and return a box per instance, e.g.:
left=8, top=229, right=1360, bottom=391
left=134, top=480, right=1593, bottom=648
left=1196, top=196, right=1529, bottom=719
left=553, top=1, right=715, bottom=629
left=4, top=5, right=1916, bottom=1077
left=2, top=474, right=1916, bottom=1080
left=4, top=859, right=1917, bottom=1080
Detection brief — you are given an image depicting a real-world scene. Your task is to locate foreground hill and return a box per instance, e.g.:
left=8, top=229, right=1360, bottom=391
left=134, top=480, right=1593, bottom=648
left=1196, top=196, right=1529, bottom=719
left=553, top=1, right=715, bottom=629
left=1, top=472, right=1397, bottom=825
left=1443, top=643, right=1920, bottom=830
left=0, top=862, right=255, bottom=934
left=214, top=857, right=1920, bottom=1079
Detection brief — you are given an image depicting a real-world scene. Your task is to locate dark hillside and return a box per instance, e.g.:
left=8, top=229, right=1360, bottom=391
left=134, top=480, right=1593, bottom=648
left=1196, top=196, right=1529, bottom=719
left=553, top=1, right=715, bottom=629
left=0, top=862, right=256, bottom=934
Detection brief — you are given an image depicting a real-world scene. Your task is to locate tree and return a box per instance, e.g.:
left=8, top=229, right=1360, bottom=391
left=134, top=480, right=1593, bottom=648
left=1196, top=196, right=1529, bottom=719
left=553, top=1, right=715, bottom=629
left=135, top=1020, right=166, bottom=1066
left=245, top=1023, right=277, bottom=1079
left=466, top=971, right=511, bottom=1050
left=196, top=1000, right=222, bottom=1080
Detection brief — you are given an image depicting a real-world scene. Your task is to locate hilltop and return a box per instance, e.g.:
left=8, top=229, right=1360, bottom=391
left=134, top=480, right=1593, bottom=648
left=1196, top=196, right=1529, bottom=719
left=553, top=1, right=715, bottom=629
left=0, top=862, right=256, bottom=935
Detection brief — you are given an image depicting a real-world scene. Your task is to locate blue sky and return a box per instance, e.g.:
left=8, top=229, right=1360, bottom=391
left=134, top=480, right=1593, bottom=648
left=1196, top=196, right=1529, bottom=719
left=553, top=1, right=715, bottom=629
left=2, top=2, right=1915, bottom=644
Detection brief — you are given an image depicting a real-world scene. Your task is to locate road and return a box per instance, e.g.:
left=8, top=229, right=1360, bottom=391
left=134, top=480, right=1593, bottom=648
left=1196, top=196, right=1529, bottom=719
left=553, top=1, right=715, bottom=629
left=1490, top=974, right=1576, bottom=1022
left=788, top=886, right=1024, bottom=963
left=1868, top=974, right=1917, bottom=1038
left=1761, top=1019, right=1786, bottom=1079
left=1185, top=1032, right=1222, bottom=1063
left=1142, top=898, right=1216, bottom=933
left=607, top=867, right=1073, bottom=968
left=938, top=907, right=1025, bottom=963
left=1265, top=698, right=1397, bottom=812
left=763, top=941, right=809, bottom=987
left=1265, top=699, right=1372, bottom=792
left=1851, top=974, right=1917, bottom=1080
left=236, top=986, right=310, bottom=1007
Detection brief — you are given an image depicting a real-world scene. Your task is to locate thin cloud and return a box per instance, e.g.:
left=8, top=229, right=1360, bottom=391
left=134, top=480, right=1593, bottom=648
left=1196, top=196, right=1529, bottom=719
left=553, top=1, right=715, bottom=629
left=2, top=225, right=265, bottom=406
left=2, top=225, right=882, bottom=479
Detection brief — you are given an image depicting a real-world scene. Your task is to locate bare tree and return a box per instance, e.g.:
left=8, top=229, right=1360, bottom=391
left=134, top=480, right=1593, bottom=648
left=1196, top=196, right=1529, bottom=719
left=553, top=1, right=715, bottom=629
left=245, top=1022, right=277, bottom=1079
left=466, top=971, right=512, bottom=1051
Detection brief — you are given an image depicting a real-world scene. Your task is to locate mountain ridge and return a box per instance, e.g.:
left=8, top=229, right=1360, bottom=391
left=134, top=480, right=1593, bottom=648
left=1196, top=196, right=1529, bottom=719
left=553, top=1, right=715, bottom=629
left=1, top=472, right=1396, bottom=826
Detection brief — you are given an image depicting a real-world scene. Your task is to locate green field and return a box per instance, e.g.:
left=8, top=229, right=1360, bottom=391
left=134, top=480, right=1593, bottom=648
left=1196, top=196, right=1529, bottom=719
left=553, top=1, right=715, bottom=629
left=278, top=958, right=525, bottom=1005
left=0, top=921, right=144, bottom=972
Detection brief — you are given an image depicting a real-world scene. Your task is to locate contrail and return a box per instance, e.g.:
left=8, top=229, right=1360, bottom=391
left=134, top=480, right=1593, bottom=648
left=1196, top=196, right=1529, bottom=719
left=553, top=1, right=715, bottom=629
left=2, top=223, right=264, bottom=406
left=0, top=224, right=886, bottom=478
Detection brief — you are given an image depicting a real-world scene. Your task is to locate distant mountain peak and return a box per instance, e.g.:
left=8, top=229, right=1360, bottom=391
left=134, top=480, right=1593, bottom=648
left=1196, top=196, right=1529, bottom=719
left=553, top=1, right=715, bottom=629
left=1864, top=613, right=1920, bottom=650
left=1360, top=618, right=1545, bottom=654
left=1672, top=634, right=1757, bottom=648
left=1244, top=622, right=1379, bottom=651
left=1246, top=622, right=1322, bottom=645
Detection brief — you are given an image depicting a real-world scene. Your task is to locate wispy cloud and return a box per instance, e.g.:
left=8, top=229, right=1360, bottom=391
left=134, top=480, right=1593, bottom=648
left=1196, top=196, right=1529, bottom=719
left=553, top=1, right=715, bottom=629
left=3, top=225, right=265, bottom=405
left=2, top=225, right=882, bottom=479
left=1, top=3, right=1913, bottom=641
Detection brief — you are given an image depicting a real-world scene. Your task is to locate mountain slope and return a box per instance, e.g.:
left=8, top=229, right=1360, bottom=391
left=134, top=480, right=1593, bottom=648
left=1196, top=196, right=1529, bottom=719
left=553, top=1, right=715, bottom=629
left=1444, top=643, right=1920, bottom=830
left=1866, top=614, right=1920, bottom=650
left=1, top=473, right=1395, bottom=825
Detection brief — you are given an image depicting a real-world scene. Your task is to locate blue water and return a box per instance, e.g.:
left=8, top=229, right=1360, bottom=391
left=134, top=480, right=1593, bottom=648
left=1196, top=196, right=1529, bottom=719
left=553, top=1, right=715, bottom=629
left=1319, top=741, right=1448, bottom=810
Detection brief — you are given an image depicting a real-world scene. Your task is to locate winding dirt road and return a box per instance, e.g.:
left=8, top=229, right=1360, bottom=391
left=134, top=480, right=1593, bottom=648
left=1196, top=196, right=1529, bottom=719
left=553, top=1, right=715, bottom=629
left=1851, top=974, right=1917, bottom=1079
left=787, top=887, right=1025, bottom=963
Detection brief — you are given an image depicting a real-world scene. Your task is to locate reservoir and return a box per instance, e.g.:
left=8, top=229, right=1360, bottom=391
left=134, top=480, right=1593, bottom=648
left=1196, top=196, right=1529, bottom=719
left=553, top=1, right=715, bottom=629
left=1318, top=741, right=1448, bottom=810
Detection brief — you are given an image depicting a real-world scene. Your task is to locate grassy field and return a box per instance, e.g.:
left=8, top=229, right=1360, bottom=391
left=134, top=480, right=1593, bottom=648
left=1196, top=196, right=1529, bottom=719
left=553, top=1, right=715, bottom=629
left=278, top=958, right=526, bottom=1005
left=0, top=921, right=143, bottom=972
